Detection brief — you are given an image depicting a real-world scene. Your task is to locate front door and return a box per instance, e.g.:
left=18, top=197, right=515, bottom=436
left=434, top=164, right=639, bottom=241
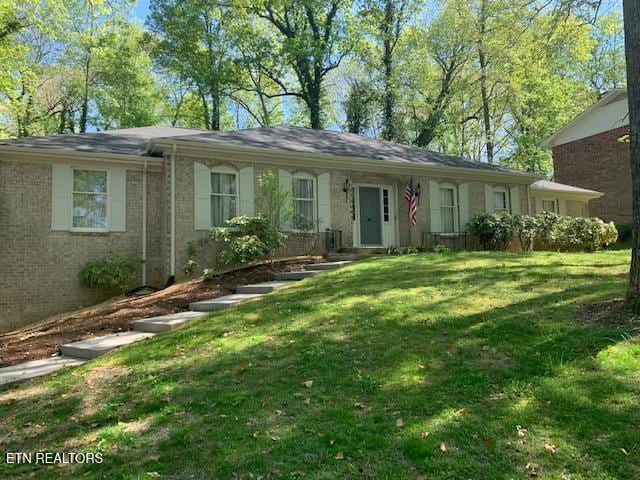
left=359, top=187, right=382, bottom=245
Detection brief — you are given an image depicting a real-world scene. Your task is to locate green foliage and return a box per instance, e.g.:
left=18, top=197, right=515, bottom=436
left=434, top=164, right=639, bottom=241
left=616, top=224, right=632, bottom=242
left=433, top=244, right=451, bottom=254
left=211, top=215, right=286, bottom=267
left=256, top=170, right=291, bottom=231
left=79, top=251, right=140, bottom=294
left=468, top=212, right=515, bottom=251
left=512, top=214, right=539, bottom=252
left=530, top=211, right=618, bottom=252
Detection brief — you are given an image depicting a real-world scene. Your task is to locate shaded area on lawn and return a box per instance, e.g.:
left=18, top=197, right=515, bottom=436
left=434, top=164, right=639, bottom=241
left=0, top=251, right=639, bottom=479
left=0, top=257, right=317, bottom=367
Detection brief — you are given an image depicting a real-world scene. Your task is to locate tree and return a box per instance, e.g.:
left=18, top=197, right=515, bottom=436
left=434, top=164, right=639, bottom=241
left=147, top=0, right=238, bottom=130
left=624, top=0, right=640, bottom=311
left=249, top=0, right=354, bottom=129
left=343, top=79, right=378, bottom=133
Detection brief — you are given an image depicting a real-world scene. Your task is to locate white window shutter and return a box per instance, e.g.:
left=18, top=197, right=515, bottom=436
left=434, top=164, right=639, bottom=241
left=484, top=184, right=494, bottom=213
left=194, top=162, right=211, bottom=230
left=317, top=172, right=331, bottom=231
left=558, top=198, right=567, bottom=215
left=458, top=183, right=469, bottom=232
left=429, top=180, right=441, bottom=233
left=108, top=168, right=127, bottom=232
left=509, top=186, right=520, bottom=215
left=239, top=166, right=255, bottom=217
left=278, top=169, right=292, bottom=231
left=51, top=164, right=72, bottom=230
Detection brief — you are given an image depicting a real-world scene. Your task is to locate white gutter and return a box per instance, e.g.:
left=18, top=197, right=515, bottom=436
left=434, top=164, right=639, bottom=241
left=142, top=158, right=148, bottom=285
left=170, top=143, right=177, bottom=277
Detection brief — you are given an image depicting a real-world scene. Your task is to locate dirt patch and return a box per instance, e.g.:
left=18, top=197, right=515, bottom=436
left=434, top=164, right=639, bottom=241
left=0, top=257, right=318, bottom=368
left=580, top=298, right=640, bottom=326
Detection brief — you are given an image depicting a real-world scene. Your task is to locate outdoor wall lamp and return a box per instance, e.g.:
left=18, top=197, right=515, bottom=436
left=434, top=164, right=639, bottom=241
left=415, top=183, right=421, bottom=204
left=342, top=178, right=351, bottom=202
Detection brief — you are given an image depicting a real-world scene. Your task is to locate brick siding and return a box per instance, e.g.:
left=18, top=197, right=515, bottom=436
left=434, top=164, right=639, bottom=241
left=552, top=126, right=631, bottom=224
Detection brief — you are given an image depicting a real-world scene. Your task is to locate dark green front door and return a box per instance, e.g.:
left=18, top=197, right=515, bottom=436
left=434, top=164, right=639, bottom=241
left=359, top=187, right=382, bottom=245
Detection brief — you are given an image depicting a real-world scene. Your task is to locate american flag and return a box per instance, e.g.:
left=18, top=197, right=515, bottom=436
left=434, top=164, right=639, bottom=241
left=404, top=177, right=417, bottom=226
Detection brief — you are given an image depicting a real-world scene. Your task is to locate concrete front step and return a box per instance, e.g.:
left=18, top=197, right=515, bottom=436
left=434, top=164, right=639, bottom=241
left=303, top=261, right=353, bottom=271
left=0, top=356, right=86, bottom=387
left=189, top=293, right=265, bottom=312
left=60, top=331, right=156, bottom=360
left=236, top=281, right=296, bottom=294
left=132, top=311, right=207, bottom=333
left=274, top=270, right=322, bottom=281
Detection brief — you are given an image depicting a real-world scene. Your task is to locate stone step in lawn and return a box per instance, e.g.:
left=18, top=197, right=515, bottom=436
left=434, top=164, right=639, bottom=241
left=189, top=293, right=265, bottom=312
left=132, top=311, right=207, bottom=333
left=235, top=281, right=296, bottom=294
left=303, top=261, right=353, bottom=271
left=60, top=331, right=156, bottom=360
left=274, top=270, right=322, bottom=281
left=0, top=356, right=86, bottom=387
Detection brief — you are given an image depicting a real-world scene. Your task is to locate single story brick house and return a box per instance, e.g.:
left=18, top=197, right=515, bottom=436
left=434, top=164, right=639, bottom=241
left=542, top=88, right=630, bottom=224
left=0, top=125, right=602, bottom=332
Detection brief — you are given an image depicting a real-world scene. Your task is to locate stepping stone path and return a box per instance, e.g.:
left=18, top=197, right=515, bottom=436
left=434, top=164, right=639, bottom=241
left=0, top=260, right=352, bottom=387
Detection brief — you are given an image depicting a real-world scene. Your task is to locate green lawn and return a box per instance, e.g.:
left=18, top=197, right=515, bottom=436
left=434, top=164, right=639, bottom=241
left=1, top=251, right=639, bottom=479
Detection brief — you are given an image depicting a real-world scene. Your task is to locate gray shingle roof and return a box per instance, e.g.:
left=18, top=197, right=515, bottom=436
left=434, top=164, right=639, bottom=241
left=0, top=125, right=533, bottom=176
left=160, top=126, right=531, bottom=175
left=0, top=126, right=206, bottom=156
left=531, top=179, right=602, bottom=195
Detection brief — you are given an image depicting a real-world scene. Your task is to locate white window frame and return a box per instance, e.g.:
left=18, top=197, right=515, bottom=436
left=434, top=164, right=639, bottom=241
left=291, top=173, right=317, bottom=231
left=210, top=165, right=239, bottom=227
left=541, top=198, right=558, bottom=214
left=70, top=167, right=109, bottom=233
left=439, top=183, right=459, bottom=234
left=493, top=186, right=510, bottom=213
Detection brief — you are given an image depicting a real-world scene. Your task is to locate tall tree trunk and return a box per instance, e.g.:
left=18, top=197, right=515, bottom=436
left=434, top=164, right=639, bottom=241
left=381, top=0, right=395, bottom=141
left=478, top=0, right=494, bottom=163
left=211, top=78, right=220, bottom=131
left=79, top=56, right=91, bottom=133
left=624, top=0, right=640, bottom=311
left=307, top=81, right=322, bottom=129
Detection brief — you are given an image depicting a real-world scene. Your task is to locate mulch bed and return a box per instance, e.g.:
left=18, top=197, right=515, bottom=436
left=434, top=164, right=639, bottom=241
left=580, top=298, right=640, bottom=326
left=0, top=257, right=319, bottom=368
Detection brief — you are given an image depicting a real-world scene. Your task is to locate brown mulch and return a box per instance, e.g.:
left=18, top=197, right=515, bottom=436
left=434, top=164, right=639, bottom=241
left=0, top=257, right=320, bottom=368
left=580, top=298, right=640, bottom=326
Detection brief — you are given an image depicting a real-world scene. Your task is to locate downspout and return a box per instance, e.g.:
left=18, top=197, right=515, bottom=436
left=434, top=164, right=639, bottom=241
left=170, top=143, right=177, bottom=277
left=142, top=158, right=148, bottom=285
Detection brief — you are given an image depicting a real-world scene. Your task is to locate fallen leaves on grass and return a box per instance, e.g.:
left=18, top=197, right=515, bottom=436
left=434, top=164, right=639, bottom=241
left=439, top=442, right=447, bottom=452
left=395, top=418, right=404, bottom=428
left=302, top=380, right=313, bottom=388
left=516, top=425, right=527, bottom=437
left=544, top=442, right=556, bottom=454
left=421, top=431, right=430, bottom=439
left=335, top=452, right=344, bottom=460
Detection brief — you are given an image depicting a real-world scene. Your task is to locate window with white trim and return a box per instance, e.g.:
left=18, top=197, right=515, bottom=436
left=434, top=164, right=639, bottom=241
left=211, top=168, right=238, bottom=227
left=541, top=199, right=557, bottom=213
left=292, top=174, right=316, bottom=230
left=440, top=185, right=458, bottom=233
left=72, top=169, right=108, bottom=230
left=494, top=187, right=509, bottom=213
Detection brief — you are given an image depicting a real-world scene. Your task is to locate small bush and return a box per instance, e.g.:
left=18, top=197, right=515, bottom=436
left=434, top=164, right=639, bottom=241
left=616, top=224, right=632, bottom=242
left=468, top=212, right=515, bottom=251
left=433, top=244, right=451, bottom=254
left=80, top=251, right=140, bottom=294
left=534, top=213, right=617, bottom=252
left=211, top=214, right=286, bottom=267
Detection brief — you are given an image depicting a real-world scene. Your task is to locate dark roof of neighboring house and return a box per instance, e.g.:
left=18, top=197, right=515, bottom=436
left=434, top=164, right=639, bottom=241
left=0, top=126, right=205, bottom=156
left=0, top=125, right=532, bottom=176
left=156, top=125, right=531, bottom=175
left=531, top=179, right=603, bottom=196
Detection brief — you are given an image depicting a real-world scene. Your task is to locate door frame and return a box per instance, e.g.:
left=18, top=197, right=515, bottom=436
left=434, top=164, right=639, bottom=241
left=353, top=183, right=397, bottom=248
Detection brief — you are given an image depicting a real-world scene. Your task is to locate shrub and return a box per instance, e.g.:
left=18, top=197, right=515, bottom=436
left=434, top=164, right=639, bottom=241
left=80, top=251, right=140, bottom=294
left=468, top=212, right=515, bottom=251
left=616, top=224, right=632, bottom=242
left=534, top=213, right=618, bottom=252
left=534, top=211, right=568, bottom=249
left=256, top=170, right=292, bottom=231
left=433, top=244, right=451, bottom=254
left=512, top=214, right=538, bottom=252
left=211, top=214, right=286, bottom=267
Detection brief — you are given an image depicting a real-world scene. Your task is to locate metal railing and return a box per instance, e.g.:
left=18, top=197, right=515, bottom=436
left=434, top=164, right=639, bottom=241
left=325, top=229, right=343, bottom=252
left=422, top=231, right=470, bottom=251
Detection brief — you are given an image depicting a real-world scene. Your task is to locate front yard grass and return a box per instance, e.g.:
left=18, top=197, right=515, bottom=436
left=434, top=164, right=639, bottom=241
left=1, top=251, right=639, bottom=479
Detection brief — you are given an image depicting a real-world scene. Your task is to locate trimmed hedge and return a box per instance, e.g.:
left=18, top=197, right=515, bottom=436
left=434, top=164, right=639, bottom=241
left=468, top=212, right=617, bottom=252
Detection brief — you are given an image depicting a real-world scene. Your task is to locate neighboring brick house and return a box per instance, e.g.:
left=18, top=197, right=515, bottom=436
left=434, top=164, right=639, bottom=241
left=542, top=88, right=630, bottom=225
left=0, top=125, right=600, bottom=332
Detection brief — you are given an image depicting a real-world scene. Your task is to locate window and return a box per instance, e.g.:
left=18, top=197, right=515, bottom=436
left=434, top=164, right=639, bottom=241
left=541, top=199, right=557, bottom=213
left=72, top=169, right=108, bottom=230
left=440, top=186, right=457, bottom=233
left=494, top=189, right=509, bottom=213
left=292, top=175, right=315, bottom=229
left=211, top=169, right=238, bottom=227
left=383, top=189, right=390, bottom=222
